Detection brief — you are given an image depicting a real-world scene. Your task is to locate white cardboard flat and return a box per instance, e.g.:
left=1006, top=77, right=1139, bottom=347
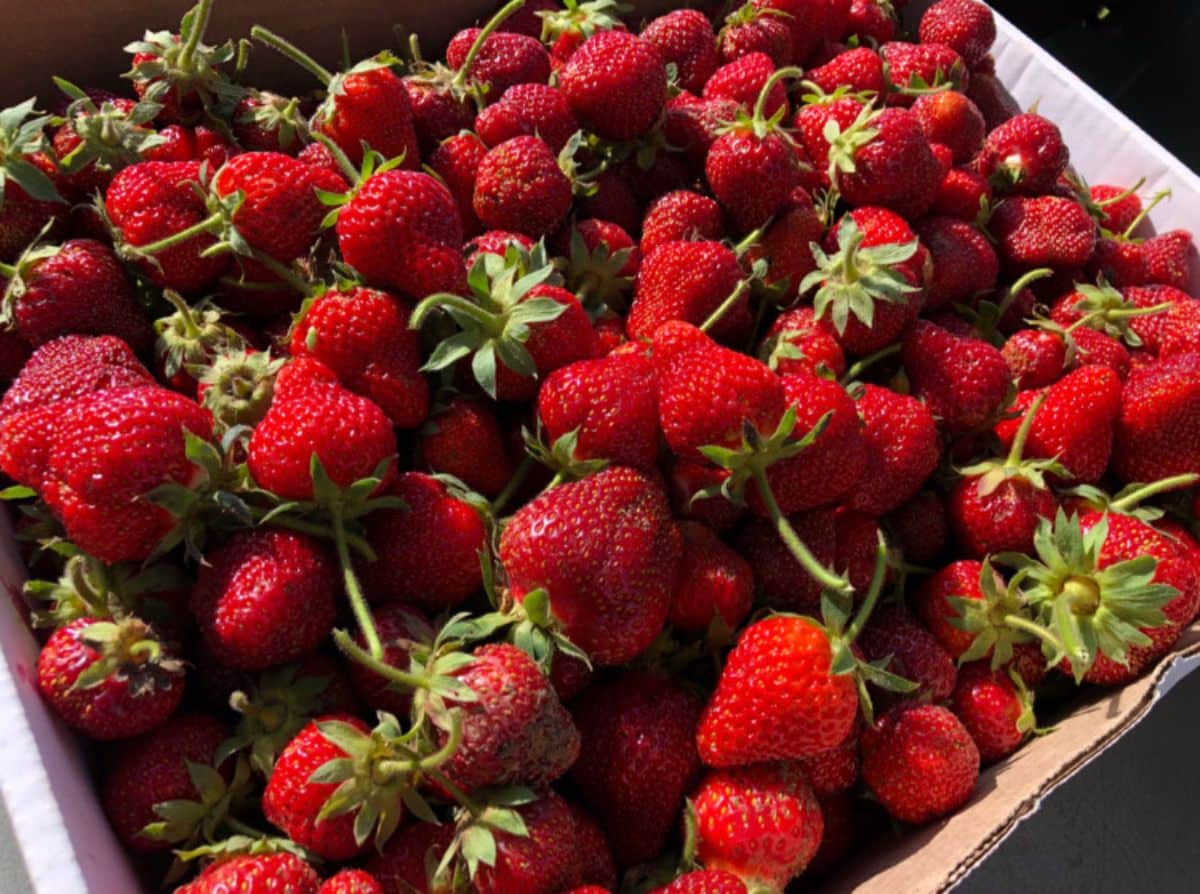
left=0, top=3, right=1196, bottom=893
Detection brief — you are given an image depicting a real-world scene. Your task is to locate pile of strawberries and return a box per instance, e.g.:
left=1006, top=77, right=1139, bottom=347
left=3, top=0, right=1199, bottom=890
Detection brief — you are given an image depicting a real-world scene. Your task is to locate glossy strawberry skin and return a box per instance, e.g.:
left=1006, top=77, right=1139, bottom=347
left=0, top=179, right=62, bottom=263
left=263, top=715, right=372, bottom=861
left=836, top=107, right=943, bottom=218
left=902, top=320, right=1010, bottom=434
left=641, top=9, right=721, bottom=94
left=417, top=395, right=515, bottom=497
left=990, top=195, right=1097, bottom=272
left=1141, top=229, right=1193, bottom=290
left=561, top=31, right=669, bottom=141
left=671, top=521, right=755, bottom=633
left=846, top=385, right=941, bottom=517
left=861, top=703, right=980, bottom=824
left=492, top=284, right=599, bottom=402
left=289, top=286, right=429, bottom=429
left=473, top=136, right=572, bottom=238
left=1111, top=352, right=1200, bottom=484
left=473, top=792, right=583, bottom=894
left=361, top=472, right=486, bottom=610
left=706, top=130, right=804, bottom=232
left=501, top=466, right=682, bottom=665
left=176, top=853, right=321, bottom=894
left=919, top=0, right=996, bottom=67
left=475, top=83, right=578, bottom=154
left=733, top=510, right=837, bottom=612
left=914, top=559, right=989, bottom=659
left=315, top=67, right=419, bottom=168
left=858, top=604, right=957, bottom=703
left=916, top=215, right=998, bottom=311
left=628, top=241, right=750, bottom=343
left=652, top=870, right=748, bottom=894
left=446, top=27, right=552, bottom=99
left=760, top=307, right=847, bottom=379
left=948, top=471, right=1057, bottom=559
left=317, top=869, right=383, bottom=894
left=952, top=662, right=1028, bottom=762
left=704, top=52, right=788, bottom=118
left=427, top=131, right=488, bottom=237
left=571, top=671, right=703, bottom=867
left=698, top=615, right=858, bottom=765
left=979, top=113, right=1068, bottom=196
left=640, top=190, right=725, bottom=257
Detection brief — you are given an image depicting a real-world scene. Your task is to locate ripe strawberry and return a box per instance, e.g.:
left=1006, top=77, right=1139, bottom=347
left=653, top=870, right=748, bottom=894
left=232, top=90, right=304, bottom=153
left=1124, top=283, right=1191, bottom=353
left=191, top=529, right=336, bottom=671
left=365, top=821, right=455, bottom=891
left=446, top=26, right=551, bottom=100
left=570, top=803, right=618, bottom=889
left=0, top=334, right=153, bottom=420
left=578, top=167, right=643, bottom=233
left=641, top=190, right=726, bottom=257
left=902, top=319, right=1010, bottom=434
left=317, top=870, right=383, bottom=894
left=628, top=241, right=752, bottom=342
left=861, top=703, right=980, bottom=823
left=887, top=490, right=950, bottom=565
left=952, top=661, right=1034, bottom=762
left=880, top=41, right=969, bottom=103
left=361, top=472, right=486, bottom=610
left=1140, top=229, right=1193, bottom=290
left=979, top=113, right=1069, bottom=195
left=473, top=136, right=572, bottom=237
left=306, top=62, right=419, bottom=168
left=670, top=521, right=755, bottom=633
left=990, top=195, right=1097, bottom=272
left=475, top=83, right=579, bottom=153
left=698, top=615, right=857, bottom=764
left=471, top=792, right=583, bottom=894
left=538, top=349, right=660, bottom=473
left=914, top=559, right=998, bottom=659
left=911, top=91, right=985, bottom=166
left=845, top=0, right=898, bottom=43
left=704, top=53, right=789, bottom=119
left=665, top=93, right=742, bottom=173
left=571, top=671, right=702, bottom=866
left=501, top=466, right=682, bottom=665
left=858, top=604, right=957, bottom=703
left=1002, top=328, right=1068, bottom=389
left=846, top=385, right=941, bottom=516
left=0, top=385, right=211, bottom=562
left=435, top=642, right=580, bottom=794
left=934, top=164, right=993, bottom=220
left=105, top=161, right=228, bottom=290
left=1072, top=326, right=1132, bottom=379
left=720, top=2, right=794, bottom=65
left=102, top=713, right=227, bottom=851
left=416, top=395, right=515, bottom=497
left=691, top=762, right=824, bottom=890
left=289, top=286, right=429, bottom=429
left=733, top=509, right=837, bottom=611
left=426, top=131, right=487, bottom=237
left=918, top=0, right=996, bottom=67
left=263, top=715, right=373, bottom=860
left=1157, top=299, right=1200, bottom=358
left=755, top=0, right=823, bottom=62
left=759, top=307, right=846, bottom=378
left=346, top=603, right=430, bottom=718
left=641, top=9, right=721, bottom=93
left=808, top=47, right=887, bottom=96
left=916, top=216, right=998, bottom=311
left=177, top=853, right=321, bottom=894
left=38, top=617, right=185, bottom=740
left=248, top=357, right=396, bottom=500
left=1089, top=182, right=1145, bottom=234
left=1112, top=352, right=1200, bottom=483
left=561, top=31, right=668, bottom=140
left=797, top=725, right=860, bottom=797
left=670, top=457, right=747, bottom=532
left=336, top=169, right=465, bottom=300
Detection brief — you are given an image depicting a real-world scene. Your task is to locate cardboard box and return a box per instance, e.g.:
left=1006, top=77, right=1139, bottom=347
left=0, top=2, right=1198, bottom=892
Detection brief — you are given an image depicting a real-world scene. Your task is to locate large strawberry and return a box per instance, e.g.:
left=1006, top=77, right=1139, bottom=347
left=919, top=0, right=996, bottom=67
left=499, top=466, right=681, bottom=665
left=845, top=385, right=941, bottom=516
left=417, top=395, right=516, bottom=497
left=560, top=30, right=668, bottom=140
left=0, top=334, right=153, bottom=420
left=473, top=135, right=573, bottom=238
left=1111, top=352, right=1200, bottom=483
left=641, top=8, right=721, bottom=94
left=978, top=113, right=1067, bottom=195
left=627, top=240, right=754, bottom=343
left=901, top=319, right=1010, bottom=434
left=990, top=195, right=1097, bottom=272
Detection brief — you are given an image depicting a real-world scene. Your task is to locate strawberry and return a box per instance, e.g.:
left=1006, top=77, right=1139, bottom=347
left=571, top=670, right=702, bottom=866
left=733, top=509, right=837, bottom=611
left=301, top=58, right=419, bottom=168
left=861, top=703, right=979, bottom=823
left=901, top=319, right=1010, bottom=434
left=473, top=135, right=573, bottom=237
left=845, top=0, right=898, bottom=43
left=979, top=113, right=1069, bottom=195
left=538, top=349, right=660, bottom=473
left=177, top=854, right=321, bottom=894
left=0, top=100, right=67, bottom=261
left=1072, top=326, right=1132, bottom=379
left=289, top=286, right=429, bottom=429
left=670, top=520, right=755, bottom=633
left=918, top=0, right=996, bottom=67
left=558, top=218, right=639, bottom=312
left=101, top=712, right=227, bottom=851
left=691, top=762, right=824, bottom=891
left=846, top=385, right=941, bottom=517
left=807, top=47, right=887, bottom=96
left=0, top=334, right=153, bottom=421
left=347, top=603, right=430, bottom=718
left=916, top=216, right=998, bottom=311
left=704, top=53, right=789, bottom=119
left=641, top=9, right=721, bottom=93
left=759, top=306, right=846, bottom=378
left=719, top=3, right=794, bottom=66
left=641, top=190, right=726, bottom=257
left=365, top=821, right=455, bottom=892
left=48, top=88, right=159, bottom=198
left=233, top=90, right=304, bottom=153
left=105, top=160, right=228, bottom=291
left=560, top=31, right=668, bottom=140
left=37, top=616, right=185, bottom=740
left=913, top=559, right=1005, bottom=660
left=880, top=41, right=969, bottom=103
left=1157, top=299, right=1200, bottom=358
left=858, top=604, right=957, bottom=703
left=698, top=615, right=858, bottom=764
left=434, top=642, right=580, bottom=794
left=628, top=241, right=753, bottom=342
left=578, top=168, right=643, bottom=233
left=570, top=803, right=618, bottom=889
left=317, top=870, right=383, bottom=894
left=0, top=385, right=212, bottom=562
left=426, top=131, right=487, bottom=237
left=1002, top=327, right=1068, bottom=389
left=670, top=457, right=747, bottom=532
left=796, top=725, right=860, bottom=797
left=993, top=365, right=1122, bottom=484
left=887, top=490, right=950, bottom=565
left=951, top=661, right=1034, bottom=762
left=990, top=195, right=1097, bottom=272
left=1124, top=284, right=1191, bottom=353
left=417, top=395, right=515, bottom=497
left=248, top=357, right=397, bottom=501
left=755, top=0, right=823, bottom=63
left=191, top=529, right=337, bottom=671
left=469, top=792, right=583, bottom=893
left=653, top=870, right=748, bottom=894
left=1140, top=229, right=1193, bottom=290
left=500, top=466, right=682, bottom=665
left=475, top=83, right=579, bottom=152
left=934, top=164, right=993, bottom=221
left=263, top=715, right=374, bottom=860
left=665, top=93, right=742, bottom=173
left=335, top=169, right=465, bottom=300
left=912, top=90, right=985, bottom=165
left=445, top=26, right=551, bottom=100
left=1112, top=352, right=1200, bottom=483
left=361, top=472, right=486, bottom=610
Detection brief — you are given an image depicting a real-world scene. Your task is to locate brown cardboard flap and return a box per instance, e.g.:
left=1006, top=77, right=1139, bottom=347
left=812, top=624, right=1200, bottom=894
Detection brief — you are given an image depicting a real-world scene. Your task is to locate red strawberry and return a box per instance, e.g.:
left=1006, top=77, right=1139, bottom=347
left=704, top=53, right=789, bottom=119
left=979, top=113, right=1069, bottom=195
left=473, top=135, right=572, bottom=237
left=846, top=385, right=941, bottom=516
left=446, top=26, right=551, bottom=100
left=347, top=603, right=430, bottom=717
left=1089, top=182, right=1145, bottom=234
left=880, top=41, right=969, bottom=103
left=501, top=466, right=682, bottom=665
left=177, top=854, right=321, bottom=894
left=797, top=725, right=860, bottom=797
left=471, top=792, right=583, bottom=894
left=1002, top=328, right=1068, bottom=389
left=733, top=509, right=837, bottom=611
left=845, top=0, right=898, bottom=43
left=990, top=195, right=1097, bottom=272
left=0, top=334, right=153, bottom=420
left=248, top=357, right=396, bottom=501
left=887, top=490, right=949, bottom=565
left=191, top=529, right=336, bottom=671
left=641, top=190, right=726, bottom=257
left=628, top=241, right=752, bottom=342
left=759, top=307, right=845, bottom=378
left=308, top=63, right=419, bottom=168
left=1140, top=229, right=1193, bottom=290
left=570, top=804, right=618, bottom=889
left=336, top=169, right=465, bottom=300
left=126, top=7, right=231, bottom=123
left=914, top=559, right=1002, bottom=659
left=38, top=617, right=185, bottom=740
left=918, top=0, right=996, bottom=67
left=571, top=671, right=702, bottom=866
left=664, top=93, right=742, bottom=172
left=233, top=90, right=305, bottom=154
left=670, top=521, right=755, bottom=633
left=755, top=0, right=823, bottom=62
left=952, top=661, right=1034, bottom=762
left=858, top=604, right=957, bottom=703
left=808, top=47, right=887, bottom=96
left=691, top=762, right=824, bottom=890
left=641, top=9, right=721, bottom=93
left=698, top=615, right=858, bottom=764
left=475, top=83, right=579, bottom=153
left=861, top=703, right=980, bottom=823
left=912, top=91, right=985, bottom=166
left=538, top=349, right=660, bottom=473
left=1158, top=299, right=1200, bottom=358
left=427, top=131, right=488, bottom=236
left=578, top=168, right=643, bottom=233
left=653, top=870, right=748, bottom=894
left=365, top=821, right=455, bottom=892
left=361, top=472, right=486, bottom=610
left=1125, top=283, right=1191, bottom=354
left=934, top=164, right=993, bottom=221
left=902, top=319, right=1010, bottom=434
left=417, top=395, right=515, bottom=497
left=561, top=31, right=668, bottom=140
left=1072, top=326, right=1131, bottom=379
left=670, top=457, right=747, bottom=532
left=263, top=715, right=374, bottom=860
left=289, top=286, right=429, bottom=429
left=719, top=2, right=794, bottom=66
left=317, top=870, right=383, bottom=894
left=1112, top=352, right=1200, bottom=483
left=916, top=215, right=998, bottom=311
left=101, top=713, right=227, bottom=851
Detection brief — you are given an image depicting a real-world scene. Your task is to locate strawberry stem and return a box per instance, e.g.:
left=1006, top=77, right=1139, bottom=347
left=452, top=0, right=528, bottom=89
left=250, top=26, right=335, bottom=87
left=259, top=514, right=377, bottom=562
left=410, top=293, right=503, bottom=337
left=490, top=455, right=533, bottom=515
left=994, top=267, right=1053, bottom=323
left=751, top=65, right=803, bottom=130
left=161, top=288, right=203, bottom=337
left=0, top=261, right=16, bottom=279
left=750, top=466, right=852, bottom=596
left=699, top=279, right=751, bottom=333
left=240, top=247, right=314, bottom=296
left=330, top=506, right=383, bottom=658
left=332, top=629, right=431, bottom=689
left=843, top=534, right=888, bottom=645
left=839, top=343, right=901, bottom=384
left=134, top=210, right=224, bottom=255
left=1005, top=391, right=1048, bottom=467
left=1094, top=177, right=1145, bottom=209
left=1109, top=473, right=1200, bottom=512
left=179, top=0, right=215, bottom=72
left=1120, top=188, right=1171, bottom=241
left=1001, top=612, right=1065, bottom=657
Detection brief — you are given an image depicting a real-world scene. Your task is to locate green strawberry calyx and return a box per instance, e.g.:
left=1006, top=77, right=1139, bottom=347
left=72, top=616, right=184, bottom=695
left=26, top=551, right=188, bottom=631
left=196, top=348, right=284, bottom=431
left=956, top=392, right=1066, bottom=495
left=562, top=225, right=635, bottom=316
left=52, top=77, right=169, bottom=173
left=0, top=98, right=64, bottom=207
left=433, top=787, right=539, bottom=888
left=1063, top=473, right=1200, bottom=524
left=143, top=755, right=255, bottom=850
left=1066, top=276, right=1174, bottom=348
left=947, top=557, right=1044, bottom=670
